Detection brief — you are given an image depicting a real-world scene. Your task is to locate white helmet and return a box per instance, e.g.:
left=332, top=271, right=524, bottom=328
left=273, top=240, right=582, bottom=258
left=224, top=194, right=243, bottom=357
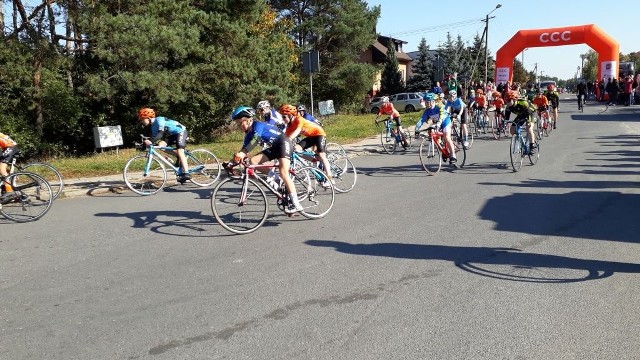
left=449, top=90, right=457, bottom=97
left=257, top=100, right=271, bottom=110
left=381, top=96, right=390, bottom=103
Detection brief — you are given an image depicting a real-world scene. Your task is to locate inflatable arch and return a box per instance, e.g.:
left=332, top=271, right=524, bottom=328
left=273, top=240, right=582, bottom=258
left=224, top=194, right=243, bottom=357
left=495, top=24, right=619, bottom=85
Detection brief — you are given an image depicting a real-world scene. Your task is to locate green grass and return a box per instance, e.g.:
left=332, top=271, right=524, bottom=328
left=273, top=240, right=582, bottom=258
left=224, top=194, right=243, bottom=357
left=45, top=112, right=424, bottom=179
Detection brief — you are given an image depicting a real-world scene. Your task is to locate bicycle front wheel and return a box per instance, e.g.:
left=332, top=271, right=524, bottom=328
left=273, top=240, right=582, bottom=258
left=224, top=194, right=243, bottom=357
left=325, top=142, right=348, bottom=174
left=380, top=128, right=396, bottom=154
left=22, top=163, right=64, bottom=199
left=291, top=165, right=335, bottom=219
left=330, top=156, right=357, bottom=193
left=123, top=155, right=167, bottom=195
left=186, top=149, right=221, bottom=187
left=509, top=136, right=524, bottom=172
left=1, top=172, right=53, bottom=222
left=529, top=140, right=540, bottom=165
left=419, top=137, right=442, bottom=175
left=211, top=177, right=268, bottom=234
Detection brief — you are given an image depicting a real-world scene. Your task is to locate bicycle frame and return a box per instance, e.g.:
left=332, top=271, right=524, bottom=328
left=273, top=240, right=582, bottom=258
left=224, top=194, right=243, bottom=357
left=234, top=162, right=288, bottom=205
left=140, top=144, right=203, bottom=176
left=421, top=128, right=449, bottom=158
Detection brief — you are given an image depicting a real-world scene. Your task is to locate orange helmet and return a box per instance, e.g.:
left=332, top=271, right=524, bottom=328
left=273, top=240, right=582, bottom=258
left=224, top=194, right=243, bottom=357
left=475, top=88, right=484, bottom=95
left=138, top=108, right=156, bottom=119
left=492, top=91, right=501, bottom=98
left=504, top=91, right=519, bottom=101
left=279, top=104, right=297, bottom=116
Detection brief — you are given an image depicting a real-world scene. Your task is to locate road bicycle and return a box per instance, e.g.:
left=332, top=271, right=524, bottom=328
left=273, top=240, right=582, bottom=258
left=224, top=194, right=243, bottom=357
left=375, top=117, right=411, bottom=154
left=417, top=125, right=466, bottom=175
left=450, top=113, right=473, bottom=149
left=123, top=136, right=221, bottom=195
left=472, top=107, right=488, bottom=137
left=7, top=151, right=63, bottom=199
left=491, top=108, right=507, bottom=140
left=290, top=147, right=357, bottom=193
left=0, top=171, right=53, bottom=222
left=508, top=120, right=540, bottom=172
left=211, top=159, right=335, bottom=234
left=535, top=108, right=552, bottom=138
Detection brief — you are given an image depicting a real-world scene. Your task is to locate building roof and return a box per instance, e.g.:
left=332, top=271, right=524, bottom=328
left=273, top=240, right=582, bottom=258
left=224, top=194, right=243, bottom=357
left=373, top=40, right=412, bottom=62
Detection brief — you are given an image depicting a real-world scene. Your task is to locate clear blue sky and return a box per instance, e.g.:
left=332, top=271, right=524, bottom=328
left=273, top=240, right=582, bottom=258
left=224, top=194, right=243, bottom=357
left=367, top=0, right=639, bottom=80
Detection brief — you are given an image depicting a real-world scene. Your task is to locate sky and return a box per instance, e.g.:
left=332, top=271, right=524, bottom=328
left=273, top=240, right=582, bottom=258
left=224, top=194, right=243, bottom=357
left=367, top=0, right=639, bottom=80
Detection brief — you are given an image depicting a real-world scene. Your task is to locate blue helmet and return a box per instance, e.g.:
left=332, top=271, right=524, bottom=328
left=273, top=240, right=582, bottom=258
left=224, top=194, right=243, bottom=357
left=231, top=106, right=255, bottom=120
left=424, top=93, right=437, bottom=101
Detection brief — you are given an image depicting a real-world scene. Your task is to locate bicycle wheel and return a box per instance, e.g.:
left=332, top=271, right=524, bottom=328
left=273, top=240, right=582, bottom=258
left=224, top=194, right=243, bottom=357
left=123, top=155, right=167, bottom=195
left=380, top=127, right=396, bottom=154
left=402, top=129, right=412, bottom=149
left=186, top=149, right=221, bottom=187
left=529, top=140, right=540, bottom=165
left=325, top=142, right=348, bottom=173
left=21, top=163, right=63, bottom=199
left=330, top=156, right=357, bottom=193
left=1, top=172, right=53, bottom=222
left=290, top=165, right=334, bottom=219
left=535, top=116, right=544, bottom=140
left=454, top=139, right=466, bottom=168
left=542, top=115, right=550, bottom=137
left=419, top=137, right=442, bottom=175
left=473, top=115, right=481, bottom=138
left=509, top=136, right=524, bottom=172
left=491, top=116, right=501, bottom=140
left=211, top=177, right=268, bottom=234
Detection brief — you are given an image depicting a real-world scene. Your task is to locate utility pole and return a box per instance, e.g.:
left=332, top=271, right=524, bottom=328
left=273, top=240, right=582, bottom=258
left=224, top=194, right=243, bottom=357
left=483, top=4, right=502, bottom=85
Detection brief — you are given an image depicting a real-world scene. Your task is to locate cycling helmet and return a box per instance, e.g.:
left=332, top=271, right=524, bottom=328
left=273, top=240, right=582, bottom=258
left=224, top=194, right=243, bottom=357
left=504, top=91, right=519, bottom=101
left=449, top=90, right=457, bottom=97
left=439, top=93, right=445, bottom=99
left=475, top=88, right=484, bottom=95
left=257, top=100, right=271, bottom=110
left=138, top=108, right=156, bottom=119
left=547, top=84, right=555, bottom=91
left=279, top=104, right=297, bottom=116
left=424, top=93, right=437, bottom=101
left=297, top=104, right=306, bottom=112
left=231, top=106, right=255, bottom=120
left=381, top=96, right=390, bottom=103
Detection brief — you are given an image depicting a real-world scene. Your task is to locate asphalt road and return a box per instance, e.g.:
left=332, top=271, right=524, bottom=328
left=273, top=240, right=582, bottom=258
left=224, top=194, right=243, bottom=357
left=2, top=99, right=639, bottom=360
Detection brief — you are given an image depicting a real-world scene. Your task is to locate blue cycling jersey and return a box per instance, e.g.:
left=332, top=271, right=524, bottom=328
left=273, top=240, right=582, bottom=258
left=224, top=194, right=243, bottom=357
left=241, top=121, right=284, bottom=153
left=302, top=112, right=321, bottom=125
left=263, top=109, right=284, bottom=127
left=150, top=116, right=185, bottom=141
left=416, top=106, right=451, bottom=131
left=445, top=98, right=465, bottom=114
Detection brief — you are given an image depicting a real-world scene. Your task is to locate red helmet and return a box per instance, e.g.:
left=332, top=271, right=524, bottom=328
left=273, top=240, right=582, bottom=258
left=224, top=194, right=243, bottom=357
left=279, top=104, right=297, bottom=116
left=138, top=108, right=156, bottom=119
left=547, top=84, right=555, bottom=91
left=504, top=91, right=519, bottom=101
left=475, top=88, right=484, bottom=95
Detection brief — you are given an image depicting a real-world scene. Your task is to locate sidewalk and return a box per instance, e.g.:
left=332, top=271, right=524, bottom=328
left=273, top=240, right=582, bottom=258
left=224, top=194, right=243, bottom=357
left=58, top=133, right=388, bottom=199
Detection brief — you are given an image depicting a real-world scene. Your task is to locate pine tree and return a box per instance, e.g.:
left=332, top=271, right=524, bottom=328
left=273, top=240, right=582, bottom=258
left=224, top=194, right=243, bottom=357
left=406, top=38, right=432, bottom=92
left=379, top=40, right=404, bottom=95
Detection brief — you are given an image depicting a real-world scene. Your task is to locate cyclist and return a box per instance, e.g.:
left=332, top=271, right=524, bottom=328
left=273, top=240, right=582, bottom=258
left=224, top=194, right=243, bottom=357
left=256, top=100, right=285, bottom=129
left=375, top=96, right=409, bottom=149
left=0, top=131, right=19, bottom=201
left=532, top=89, right=550, bottom=125
left=297, top=104, right=322, bottom=126
left=230, top=106, right=303, bottom=214
left=280, top=104, right=334, bottom=186
left=415, top=93, right=457, bottom=166
left=493, top=92, right=505, bottom=122
left=470, top=88, right=488, bottom=126
left=504, top=91, right=538, bottom=154
left=525, top=83, right=537, bottom=102
left=544, top=84, right=560, bottom=129
left=444, top=90, right=470, bottom=149
left=137, top=108, right=191, bottom=182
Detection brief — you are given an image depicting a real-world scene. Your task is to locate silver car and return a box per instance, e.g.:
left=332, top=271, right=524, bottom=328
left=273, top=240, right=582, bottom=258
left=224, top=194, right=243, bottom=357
left=368, top=92, right=426, bottom=113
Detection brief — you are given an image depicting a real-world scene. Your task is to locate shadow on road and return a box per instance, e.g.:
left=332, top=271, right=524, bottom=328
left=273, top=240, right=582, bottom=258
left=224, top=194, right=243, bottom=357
left=305, top=240, right=640, bottom=283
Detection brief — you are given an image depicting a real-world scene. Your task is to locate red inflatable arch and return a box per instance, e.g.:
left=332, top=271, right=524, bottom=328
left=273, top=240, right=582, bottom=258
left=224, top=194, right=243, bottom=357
left=495, top=24, right=619, bottom=85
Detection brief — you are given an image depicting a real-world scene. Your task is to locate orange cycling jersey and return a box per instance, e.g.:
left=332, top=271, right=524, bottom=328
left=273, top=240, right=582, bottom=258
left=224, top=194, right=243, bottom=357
left=475, top=95, right=486, bottom=107
left=532, top=96, right=549, bottom=108
left=285, top=115, right=326, bottom=138
left=493, top=98, right=505, bottom=110
left=378, top=103, right=400, bottom=118
left=0, top=132, right=17, bottom=149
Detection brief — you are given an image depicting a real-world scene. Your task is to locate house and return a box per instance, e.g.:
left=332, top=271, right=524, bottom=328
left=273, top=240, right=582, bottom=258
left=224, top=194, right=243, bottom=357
left=359, top=35, right=413, bottom=95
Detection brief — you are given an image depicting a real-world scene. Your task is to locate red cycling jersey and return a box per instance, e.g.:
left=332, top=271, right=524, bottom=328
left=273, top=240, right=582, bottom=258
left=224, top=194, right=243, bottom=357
left=378, top=103, right=400, bottom=118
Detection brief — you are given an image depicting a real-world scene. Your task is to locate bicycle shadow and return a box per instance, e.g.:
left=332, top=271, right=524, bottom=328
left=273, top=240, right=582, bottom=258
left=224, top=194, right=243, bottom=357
left=94, top=209, right=285, bottom=237
left=305, top=240, right=640, bottom=283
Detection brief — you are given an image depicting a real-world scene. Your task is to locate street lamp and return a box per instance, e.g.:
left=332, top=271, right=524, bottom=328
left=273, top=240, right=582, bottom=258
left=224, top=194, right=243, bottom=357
left=483, top=4, right=502, bottom=85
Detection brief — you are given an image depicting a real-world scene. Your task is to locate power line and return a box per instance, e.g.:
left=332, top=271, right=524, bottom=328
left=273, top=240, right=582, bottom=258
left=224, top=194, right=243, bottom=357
left=386, top=17, right=484, bottom=38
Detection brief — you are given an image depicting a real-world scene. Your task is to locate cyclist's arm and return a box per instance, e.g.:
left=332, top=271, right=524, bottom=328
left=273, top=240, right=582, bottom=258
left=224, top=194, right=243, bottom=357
left=415, top=111, right=429, bottom=133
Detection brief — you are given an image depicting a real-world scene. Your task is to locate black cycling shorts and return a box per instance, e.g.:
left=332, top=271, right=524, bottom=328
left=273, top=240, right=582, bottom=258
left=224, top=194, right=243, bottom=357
left=262, top=138, right=293, bottom=160
left=166, top=130, right=188, bottom=149
left=0, top=146, right=18, bottom=164
left=297, top=135, right=326, bottom=153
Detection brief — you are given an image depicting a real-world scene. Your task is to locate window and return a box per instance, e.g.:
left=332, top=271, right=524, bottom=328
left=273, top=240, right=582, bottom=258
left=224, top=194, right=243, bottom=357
left=396, top=94, right=407, bottom=101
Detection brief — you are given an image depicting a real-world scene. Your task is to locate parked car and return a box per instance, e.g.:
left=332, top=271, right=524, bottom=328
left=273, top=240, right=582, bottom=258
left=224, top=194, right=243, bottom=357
left=367, top=92, right=426, bottom=114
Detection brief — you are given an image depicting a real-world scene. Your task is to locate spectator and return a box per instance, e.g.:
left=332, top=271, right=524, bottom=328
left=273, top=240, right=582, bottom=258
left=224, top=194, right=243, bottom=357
left=598, top=79, right=606, bottom=101
left=623, top=75, right=634, bottom=106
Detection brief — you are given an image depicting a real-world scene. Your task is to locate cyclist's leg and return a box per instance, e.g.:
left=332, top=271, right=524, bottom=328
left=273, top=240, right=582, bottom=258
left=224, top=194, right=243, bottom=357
left=526, top=117, right=537, bottom=150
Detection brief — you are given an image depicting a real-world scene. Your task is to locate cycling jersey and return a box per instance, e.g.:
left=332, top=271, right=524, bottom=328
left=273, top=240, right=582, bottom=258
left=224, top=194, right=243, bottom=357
left=263, top=109, right=284, bottom=128
left=493, top=98, right=505, bottom=110
left=474, top=95, right=486, bottom=107
left=378, top=103, right=400, bottom=118
left=416, top=106, right=451, bottom=131
left=544, top=91, right=560, bottom=107
left=241, top=121, right=284, bottom=153
left=507, top=99, right=536, bottom=124
left=445, top=98, right=466, bottom=114
left=532, top=96, right=549, bottom=108
left=285, top=115, right=326, bottom=138
left=301, top=112, right=321, bottom=125
left=0, top=133, right=17, bottom=149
